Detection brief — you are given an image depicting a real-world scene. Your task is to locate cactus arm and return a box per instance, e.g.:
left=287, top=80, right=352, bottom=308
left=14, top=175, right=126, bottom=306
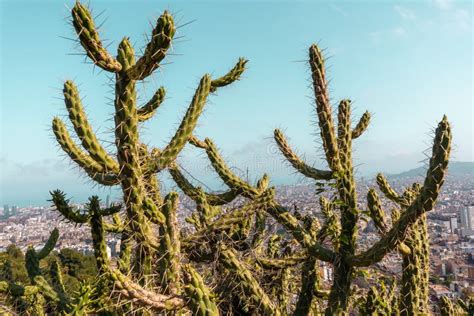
left=137, top=87, right=166, bottom=122
left=89, top=172, right=120, bottom=186
left=367, top=190, right=411, bottom=255
left=219, top=245, right=280, bottom=316
left=256, top=255, right=305, bottom=270
left=33, top=276, right=60, bottom=303
left=50, top=190, right=89, bottom=223
left=63, top=81, right=119, bottom=173
left=349, top=116, right=451, bottom=267
left=158, top=192, right=181, bottom=295
left=37, top=228, right=59, bottom=260
left=188, top=134, right=208, bottom=148
left=309, top=44, right=340, bottom=171
left=151, top=75, right=212, bottom=171
left=98, top=204, right=122, bottom=216
left=266, top=202, right=336, bottom=263
left=210, top=58, right=247, bottom=92
left=439, top=296, right=456, bottom=316
left=316, top=199, right=341, bottom=249
left=376, top=173, right=406, bottom=205
left=351, top=111, right=371, bottom=139
left=53, top=118, right=119, bottom=186
left=183, top=265, right=219, bottom=316
left=25, top=247, right=41, bottom=280
left=103, top=222, right=123, bottom=233
left=127, top=11, right=175, bottom=80
left=118, top=230, right=132, bottom=274
left=201, top=138, right=259, bottom=198
left=109, top=268, right=185, bottom=311
left=274, top=129, right=333, bottom=180
left=169, top=164, right=240, bottom=206
left=71, top=2, right=121, bottom=72
left=88, top=197, right=109, bottom=273
left=143, top=197, right=166, bottom=224
left=367, top=189, right=388, bottom=235
left=49, top=260, right=69, bottom=309
left=293, top=257, right=320, bottom=316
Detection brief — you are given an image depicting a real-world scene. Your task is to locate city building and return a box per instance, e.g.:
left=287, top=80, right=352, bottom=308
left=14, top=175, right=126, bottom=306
left=450, top=217, right=458, bottom=233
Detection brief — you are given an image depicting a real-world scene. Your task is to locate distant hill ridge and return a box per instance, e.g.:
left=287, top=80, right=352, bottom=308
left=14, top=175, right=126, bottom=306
left=390, top=161, right=474, bottom=178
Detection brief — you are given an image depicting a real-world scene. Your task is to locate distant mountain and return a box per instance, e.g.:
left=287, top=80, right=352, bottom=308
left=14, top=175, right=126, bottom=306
left=390, top=161, right=474, bottom=178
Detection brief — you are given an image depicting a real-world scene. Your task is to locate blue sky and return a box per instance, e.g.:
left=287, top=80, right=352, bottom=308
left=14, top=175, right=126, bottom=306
left=0, top=0, right=472, bottom=206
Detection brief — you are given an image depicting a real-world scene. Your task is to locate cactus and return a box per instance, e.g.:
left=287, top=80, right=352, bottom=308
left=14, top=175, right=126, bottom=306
left=44, top=1, right=451, bottom=314
left=181, top=43, right=451, bottom=314
left=0, top=229, right=100, bottom=314
left=50, top=0, right=249, bottom=314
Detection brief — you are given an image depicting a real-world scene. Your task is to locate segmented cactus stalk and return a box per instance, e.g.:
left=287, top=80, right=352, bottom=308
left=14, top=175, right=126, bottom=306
left=50, top=1, right=248, bottom=313
left=46, top=2, right=451, bottom=313
left=178, top=44, right=451, bottom=315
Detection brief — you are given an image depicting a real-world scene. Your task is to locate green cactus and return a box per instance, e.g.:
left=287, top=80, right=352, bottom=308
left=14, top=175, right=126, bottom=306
left=49, top=0, right=249, bottom=313
left=181, top=43, right=451, bottom=315
left=0, top=229, right=105, bottom=314
left=44, top=2, right=452, bottom=314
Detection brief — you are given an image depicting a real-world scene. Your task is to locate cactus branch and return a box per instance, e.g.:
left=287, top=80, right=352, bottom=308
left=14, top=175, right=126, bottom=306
left=219, top=245, right=279, bottom=315
left=169, top=163, right=239, bottom=205
left=71, top=2, right=121, bottom=72
left=63, top=80, right=119, bottom=172
left=137, top=87, right=166, bottom=122
left=151, top=75, right=212, bottom=171
left=127, top=11, right=175, bottom=80
left=274, top=129, right=333, bottom=180
left=351, top=111, right=371, bottom=139
left=309, top=44, right=340, bottom=171
left=210, top=58, right=247, bottom=92
left=52, top=118, right=119, bottom=185
left=349, top=116, right=451, bottom=267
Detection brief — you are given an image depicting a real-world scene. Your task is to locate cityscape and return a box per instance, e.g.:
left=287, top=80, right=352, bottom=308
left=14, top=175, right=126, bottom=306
left=1, top=165, right=472, bottom=307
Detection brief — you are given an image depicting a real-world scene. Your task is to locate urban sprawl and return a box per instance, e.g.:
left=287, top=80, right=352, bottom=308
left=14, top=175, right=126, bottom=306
left=1, top=173, right=473, bottom=306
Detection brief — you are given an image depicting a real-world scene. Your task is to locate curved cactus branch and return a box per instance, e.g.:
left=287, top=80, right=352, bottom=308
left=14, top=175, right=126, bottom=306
left=351, top=111, right=371, bottom=139
left=200, top=138, right=259, bottom=198
left=210, top=58, right=247, bottom=92
left=309, top=44, right=340, bottom=172
left=110, top=269, right=185, bottom=312
left=37, top=228, right=59, bottom=260
left=219, top=245, right=279, bottom=316
left=183, top=264, right=219, bottom=315
left=71, top=2, right=121, bottom=72
left=349, top=116, right=451, bottom=267
left=63, top=81, right=119, bottom=172
left=137, top=87, right=166, bottom=122
left=157, top=192, right=181, bottom=295
left=169, top=163, right=240, bottom=206
left=151, top=75, right=212, bottom=171
left=52, top=118, right=119, bottom=186
left=274, top=129, right=333, bottom=180
left=127, top=11, right=175, bottom=80
left=367, top=189, right=388, bottom=235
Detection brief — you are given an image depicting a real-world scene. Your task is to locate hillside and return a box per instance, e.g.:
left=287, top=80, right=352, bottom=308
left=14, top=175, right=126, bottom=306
left=391, top=161, right=474, bottom=178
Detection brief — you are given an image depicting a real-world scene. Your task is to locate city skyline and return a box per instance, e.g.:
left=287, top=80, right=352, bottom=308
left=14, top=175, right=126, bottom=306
left=1, top=0, right=472, bottom=206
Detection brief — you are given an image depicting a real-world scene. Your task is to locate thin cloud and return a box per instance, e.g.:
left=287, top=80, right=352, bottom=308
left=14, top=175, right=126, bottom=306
left=394, top=5, right=416, bottom=20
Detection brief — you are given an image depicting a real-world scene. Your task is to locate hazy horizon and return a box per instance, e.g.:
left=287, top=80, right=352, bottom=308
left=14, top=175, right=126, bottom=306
left=1, top=0, right=472, bottom=206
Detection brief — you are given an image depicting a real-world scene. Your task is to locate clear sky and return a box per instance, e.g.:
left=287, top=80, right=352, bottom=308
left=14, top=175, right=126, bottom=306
left=0, top=0, right=472, bottom=206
